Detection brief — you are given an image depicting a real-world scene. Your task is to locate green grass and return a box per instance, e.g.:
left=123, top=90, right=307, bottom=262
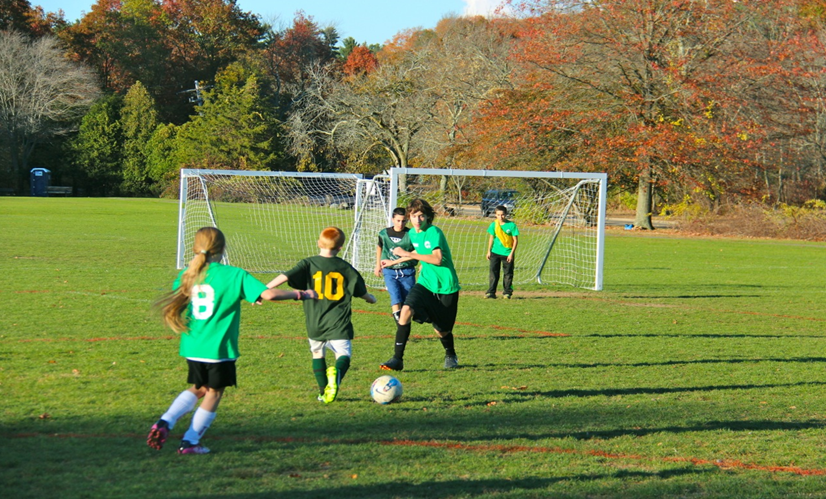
left=2, top=197, right=826, bottom=498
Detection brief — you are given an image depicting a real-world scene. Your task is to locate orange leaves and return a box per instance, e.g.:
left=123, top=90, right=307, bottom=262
left=343, top=46, right=378, bottom=77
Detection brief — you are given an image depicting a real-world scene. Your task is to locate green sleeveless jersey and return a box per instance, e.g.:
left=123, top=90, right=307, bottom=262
left=377, top=226, right=416, bottom=269
left=284, top=255, right=368, bottom=340
left=410, top=224, right=460, bottom=294
left=174, top=262, right=269, bottom=360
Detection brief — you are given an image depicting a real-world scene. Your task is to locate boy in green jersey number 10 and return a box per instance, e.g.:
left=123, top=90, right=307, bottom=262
left=380, top=198, right=460, bottom=372
left=267, top=227, right=377, bottom=403
left=147, top=227, right=317, bottom=455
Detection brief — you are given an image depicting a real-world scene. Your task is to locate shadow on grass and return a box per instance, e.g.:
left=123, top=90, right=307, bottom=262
left=458, top=332, right=826, bottom=340
left=502, top=380, right=826, bottom=400
left=578, top=333, right=826, bottom=339
left=195, top=467, right=710, bottom=499
left=468, top=357, right=826, bottom=370
left=2, top=405, right=821, bottom=499
left=549, top=356, right=826, bottom=369
left=538, top=419, right=826, bottom=441
left=620, top=294, right=764, bottom=299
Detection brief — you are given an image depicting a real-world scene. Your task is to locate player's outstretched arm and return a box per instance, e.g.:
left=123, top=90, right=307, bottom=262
left=392, top=246, right=442, bottom=266
left=265, top=274, right=288, bottom=288
left=361, top=292, right=377, bottom=304
left=260, top=288, right=318, bottom=301
left=381, top=256, right=413, bottom=267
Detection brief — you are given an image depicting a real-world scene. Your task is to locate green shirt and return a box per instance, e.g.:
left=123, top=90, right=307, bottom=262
left=377, top=227, right=416, bottom=270
left=410, top=224, right=460, bottom=294
left=487, top=220, right=520, bottom=256
left=174, top=262, right=268, bottom=361
left=285, top=255, right=368, bottom=341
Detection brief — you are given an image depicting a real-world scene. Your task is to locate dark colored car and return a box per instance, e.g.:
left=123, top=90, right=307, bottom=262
left=481, top=189, right=518, bottom=217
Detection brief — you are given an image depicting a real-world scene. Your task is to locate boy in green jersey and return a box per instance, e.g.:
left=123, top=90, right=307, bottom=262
left=380, top=198, right=460, bottom=371
left=267, top=227, right=377, bottom=403
left=374, top=207, right=417, bottom=324
left=485, top=205, right=520, bottom=299
left=148, top=227, right=317, bottom=455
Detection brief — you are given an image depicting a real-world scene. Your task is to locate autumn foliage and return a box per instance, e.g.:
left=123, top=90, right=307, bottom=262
left=3, top=0, right=826, bottom=218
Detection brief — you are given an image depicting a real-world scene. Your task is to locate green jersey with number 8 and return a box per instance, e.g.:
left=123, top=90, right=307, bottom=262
left=284, top=255, right=368, bottom=341
left=174, top=262, right=269, bottom=360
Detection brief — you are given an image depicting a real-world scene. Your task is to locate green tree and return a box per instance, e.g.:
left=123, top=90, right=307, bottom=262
left=144, top=122, right=180, bottom=196
left=120, top=81, right=159, bottom=195
left=338, top=36, right=358, bottom=61
left=71, top=94, right=123, bottom=196
left=173, top=65, right=281, bottom=171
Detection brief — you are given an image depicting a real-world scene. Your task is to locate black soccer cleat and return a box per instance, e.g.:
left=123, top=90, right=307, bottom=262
left=380, top=357, right=404, bottom=371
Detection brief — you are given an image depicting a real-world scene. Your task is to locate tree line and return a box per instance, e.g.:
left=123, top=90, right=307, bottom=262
left=2, top=0, right=826, bottom=227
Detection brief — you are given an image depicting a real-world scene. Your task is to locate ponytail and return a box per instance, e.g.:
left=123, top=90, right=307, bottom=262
left=155, top=228, right=225, bottom=333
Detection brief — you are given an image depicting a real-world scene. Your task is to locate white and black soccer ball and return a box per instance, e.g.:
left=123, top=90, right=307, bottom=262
left=371, top=375, right=403, bottom=404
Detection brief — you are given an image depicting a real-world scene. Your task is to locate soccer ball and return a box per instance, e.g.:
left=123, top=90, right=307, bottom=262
left=371, top=375, right=403, bottom=404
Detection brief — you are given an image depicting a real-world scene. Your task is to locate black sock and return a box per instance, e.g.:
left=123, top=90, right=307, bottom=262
left=394, top=322, right=411, bottom=359
left=440, top=332, right=456, bottom=357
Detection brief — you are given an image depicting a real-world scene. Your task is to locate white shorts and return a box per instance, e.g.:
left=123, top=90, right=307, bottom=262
left=308, top=339, right=352, bottom=359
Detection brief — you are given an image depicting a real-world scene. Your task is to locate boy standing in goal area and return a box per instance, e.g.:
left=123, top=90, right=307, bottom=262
left=148, top=227, right=317, bottom=455
left=266, top=227, right=377, bottom=403
left=485, top=205, right=519, bottom=299
left=374, top=207, right=417, bottom=324
left=380, top=198, right=461, bottom=371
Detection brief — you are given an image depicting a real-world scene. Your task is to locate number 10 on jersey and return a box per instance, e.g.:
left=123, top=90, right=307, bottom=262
left=312, top=271, right=344, bottom=300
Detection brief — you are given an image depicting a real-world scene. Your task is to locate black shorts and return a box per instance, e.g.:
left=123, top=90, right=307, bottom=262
left=404, top=283, right=459, bottom=333
left=186, top=359, right=237, bottom=389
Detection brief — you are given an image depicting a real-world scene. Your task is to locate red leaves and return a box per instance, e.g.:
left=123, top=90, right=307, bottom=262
left=343, top=46, right=378, bottom=77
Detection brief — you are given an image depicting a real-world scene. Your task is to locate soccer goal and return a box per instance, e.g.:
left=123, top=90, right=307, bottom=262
left=351, top=168, right=607, bottom=291
left=177, top=168, right=606, bottom=291
left=177, top=169, right=365, bottom=272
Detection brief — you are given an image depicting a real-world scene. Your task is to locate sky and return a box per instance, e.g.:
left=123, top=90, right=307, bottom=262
left=31, top=0, right=510, bottom=45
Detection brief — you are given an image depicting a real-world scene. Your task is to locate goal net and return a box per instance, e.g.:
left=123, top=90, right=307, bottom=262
left=352, top=168, right=607, bottom=291
left=177, top=169, right=364, bottom=272
left=177, top=168, right=606, bottom=291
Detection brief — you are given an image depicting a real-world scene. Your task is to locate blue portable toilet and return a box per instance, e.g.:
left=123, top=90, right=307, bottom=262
left=30, top=168, right=50, bottom=196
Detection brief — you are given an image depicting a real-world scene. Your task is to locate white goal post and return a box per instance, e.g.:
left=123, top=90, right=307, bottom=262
left=177, top=167, right=607, bottom=291
left=352, top=168, right=607, bottom=291
left=177, top=169, right=364, bottom=272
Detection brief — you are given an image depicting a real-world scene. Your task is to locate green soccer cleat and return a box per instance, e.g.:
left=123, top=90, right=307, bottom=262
left=323, top=366, right=338, bottom=403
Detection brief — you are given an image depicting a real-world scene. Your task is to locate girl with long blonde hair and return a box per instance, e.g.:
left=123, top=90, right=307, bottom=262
left=148, top=227, right=316, bottom=455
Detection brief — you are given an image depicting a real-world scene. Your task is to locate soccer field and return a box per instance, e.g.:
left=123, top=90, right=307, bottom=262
left=2, top=197, right=826, bottom=498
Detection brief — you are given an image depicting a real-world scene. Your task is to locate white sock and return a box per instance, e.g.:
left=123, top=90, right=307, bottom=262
left=160, top=390, right=198, bottom=430
left=183, top=407, right=217, bottom=444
